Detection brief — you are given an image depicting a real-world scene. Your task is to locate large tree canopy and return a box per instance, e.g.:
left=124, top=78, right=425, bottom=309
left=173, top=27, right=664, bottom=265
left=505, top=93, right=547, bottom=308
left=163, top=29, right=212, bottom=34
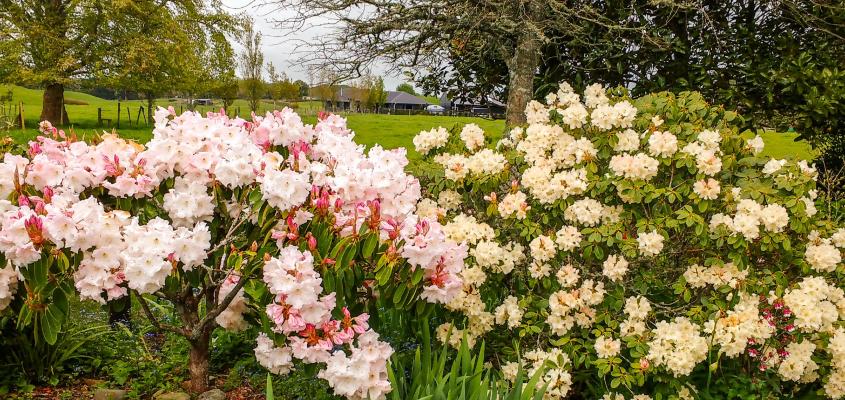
left=417, top=0, right=845, bottom=172
left=0, top=0, right=235, bottom=125
left=263, top=0, right=665, bottom=125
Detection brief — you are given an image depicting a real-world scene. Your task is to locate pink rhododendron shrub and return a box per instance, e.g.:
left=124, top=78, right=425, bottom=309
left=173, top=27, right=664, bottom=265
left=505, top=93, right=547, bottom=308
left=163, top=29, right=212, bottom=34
left=0, top=108, right=464, bottom=397
left=413, top=84, right=845, bottom=399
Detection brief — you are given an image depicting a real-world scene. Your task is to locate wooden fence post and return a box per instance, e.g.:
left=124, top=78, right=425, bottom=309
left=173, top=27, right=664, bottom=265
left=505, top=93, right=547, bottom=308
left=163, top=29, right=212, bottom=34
left=18, top=102, right=24, bottom=130
left=126, top=107, right=131, bottom=126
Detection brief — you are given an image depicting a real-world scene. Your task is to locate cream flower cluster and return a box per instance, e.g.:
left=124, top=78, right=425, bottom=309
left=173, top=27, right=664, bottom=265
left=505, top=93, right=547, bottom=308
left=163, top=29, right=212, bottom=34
left=609, top=153, right=659, bottom=181
left=637, top=230, right=665, bottom=257
left=620, top=296, right=651, bottom=336
left=522, top=166, right=588, bottom=204
left=498, top=191, right=529, bottom=219
left=692, top=178, right=721, bottom=200
left=595, top=336, right=622, bottom=358
left=783, top=276, right=845, bottom=333
left=547, top=279, right=606, bottom=336
left=647, top=131, right=678, bottom=158
left=704, top=293, right=773, bottom=357
left=494, top=295, right=524, bottom=329
left=646, top=317, right=708, bottom=376
left=555, top=225, right=582, bottom=252
left=805, top=237, right=843, bottom=273
left=470, top=240, right=524, bottom=274
left=442, top=214, right=495, bottom=244
left=778, top=340, right=819, bottom=382
left=602, top=254, right=629, bottom=282
left=460, top=123, right=485, bottom=151
left=683, top=262, right=748, bottom=289
left=825, top=329, right=845, bottom=398
left=710, top=199, right=790, bottom=240
left=413, top=126, right=449, bottom=154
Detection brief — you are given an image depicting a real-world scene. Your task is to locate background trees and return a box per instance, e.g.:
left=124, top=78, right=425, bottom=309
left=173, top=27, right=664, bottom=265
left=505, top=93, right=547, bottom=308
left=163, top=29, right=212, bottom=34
left=264, top=0, right=663, bottom=125
left=0, top=0, right=233, bottom=125
left=238, top=20, right=265, bottom=112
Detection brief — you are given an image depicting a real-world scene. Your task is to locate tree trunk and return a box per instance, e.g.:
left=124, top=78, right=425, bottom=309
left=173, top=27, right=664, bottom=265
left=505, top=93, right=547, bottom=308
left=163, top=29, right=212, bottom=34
left=41, top=83, right=69, bottom=126
left=147, top=95, right=155, bottom=124
left=188, top=328, right=212, bottom=393
left=505, top=31, right=541, bottom=127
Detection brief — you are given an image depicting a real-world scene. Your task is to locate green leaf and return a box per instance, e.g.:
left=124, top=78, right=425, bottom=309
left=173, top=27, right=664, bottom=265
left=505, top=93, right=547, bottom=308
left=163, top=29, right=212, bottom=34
left=362, top=234, right=378, bottom=259
left=266, top=373, right=275, bottom=400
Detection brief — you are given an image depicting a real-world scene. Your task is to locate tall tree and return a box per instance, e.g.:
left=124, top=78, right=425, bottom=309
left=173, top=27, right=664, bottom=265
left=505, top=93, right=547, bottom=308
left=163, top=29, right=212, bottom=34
left=396, top=82, right=416, bottom=96
left=263, top=0, right=659, bottom=125
left=238, top=20, right=265, bottom=112
left=368, top=77, right=388, bottom=112
left=294, top=79, right=309, bottom=98
left=0, top=0, right=232, bottom=125
left=105, top=2, right=234, bottom=123
left=206, top=32, right=239, bottom=112
left=266, top=61, right=281, bottom=104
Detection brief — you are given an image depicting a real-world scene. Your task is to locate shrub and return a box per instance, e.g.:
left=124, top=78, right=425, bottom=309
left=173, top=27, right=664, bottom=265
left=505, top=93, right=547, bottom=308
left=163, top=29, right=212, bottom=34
left=413, top=83, right=845, bottom=399
left=0, top=108, right=466, bottom=398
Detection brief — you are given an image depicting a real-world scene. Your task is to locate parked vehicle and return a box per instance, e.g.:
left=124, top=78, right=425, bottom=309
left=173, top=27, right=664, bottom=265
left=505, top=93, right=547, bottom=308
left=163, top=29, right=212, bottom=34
left=425, top=104, right=445, bottom=114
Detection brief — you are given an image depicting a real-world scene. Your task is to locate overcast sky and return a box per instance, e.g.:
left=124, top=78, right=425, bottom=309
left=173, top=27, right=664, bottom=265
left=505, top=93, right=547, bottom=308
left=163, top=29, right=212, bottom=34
left=221, top=0, right=410, bottom=91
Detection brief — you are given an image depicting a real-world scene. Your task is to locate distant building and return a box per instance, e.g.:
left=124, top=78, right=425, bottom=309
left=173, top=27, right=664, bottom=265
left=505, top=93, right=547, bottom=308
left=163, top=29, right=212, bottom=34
left=385, top=91, right=429, bottom=110
left=439, top=94, right=506, bottom=116
left=314, top=85, right=430, bottom=111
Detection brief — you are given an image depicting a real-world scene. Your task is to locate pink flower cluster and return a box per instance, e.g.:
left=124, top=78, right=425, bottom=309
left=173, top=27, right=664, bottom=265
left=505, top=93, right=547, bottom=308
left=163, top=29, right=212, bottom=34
left=401, top=219, right=468, bottom=303
left=1, top=110, right=467, bottom=399
left=260, top=245, right=393, bottom=399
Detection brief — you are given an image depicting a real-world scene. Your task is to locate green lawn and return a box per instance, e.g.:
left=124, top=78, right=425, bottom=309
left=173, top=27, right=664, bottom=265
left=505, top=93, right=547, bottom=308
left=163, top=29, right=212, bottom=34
left=0, top=84, right=814, bottom=161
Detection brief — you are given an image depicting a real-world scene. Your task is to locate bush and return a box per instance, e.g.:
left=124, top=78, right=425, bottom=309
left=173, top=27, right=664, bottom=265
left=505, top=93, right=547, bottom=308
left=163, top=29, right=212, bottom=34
left=412, top=83, right=845, bottom=399
left=0, top=109, right=466, bottom=398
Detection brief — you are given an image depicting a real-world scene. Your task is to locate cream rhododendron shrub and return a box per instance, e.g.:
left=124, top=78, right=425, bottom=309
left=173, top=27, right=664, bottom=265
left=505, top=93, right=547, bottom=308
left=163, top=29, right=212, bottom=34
left=413, top=84, right=845, bottom=399
left=0, top=109, right=464, bottom=397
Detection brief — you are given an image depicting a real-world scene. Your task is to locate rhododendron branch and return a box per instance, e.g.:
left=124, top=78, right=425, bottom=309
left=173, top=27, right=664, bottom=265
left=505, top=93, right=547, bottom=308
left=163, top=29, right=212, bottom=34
left=135, top=290, right=186, bottom=336
left=193, top=271, right=252, bottom=339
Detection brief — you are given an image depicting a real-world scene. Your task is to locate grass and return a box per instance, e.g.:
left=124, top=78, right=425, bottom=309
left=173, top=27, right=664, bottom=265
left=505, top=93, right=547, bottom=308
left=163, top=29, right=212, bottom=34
left=0, top=84, right=814, bottom=161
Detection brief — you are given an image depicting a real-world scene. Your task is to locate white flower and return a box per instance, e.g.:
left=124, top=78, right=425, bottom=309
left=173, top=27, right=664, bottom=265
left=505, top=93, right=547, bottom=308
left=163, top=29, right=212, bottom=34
left=437, top=190, right=462, bottom=211
left=637, top=230, right=664, bottom=257
left=609, top=153, right=659, bottom=181
left=647, top=317, right=708, bottom=376
left=584, top=83, right=609, bottom=108
left=261, top=168, right=310, bottom=212
left=498, top=191, right=529, bottom=219
left=805, top=242, right=842, bottom=272
left=494, top=296, right=524, bottom=328
left=747, top=135, right=765, bottom=154
left=763, top=159, right=787, bottom=175
left=414, top=127, right=449, bottom=154
left=460, top=123, right=485, bottom=152
left=759, top=204, right=789, bottom=232
left=778, top=340, right=818, bottom=382
left=647, top=131, right=678, bottom=158
left=594, top=336, right=622, bottom=358
left=254, top=333, right=293, bottom=375
left=693, top=178, right=721, bottom=200
left=602, top=255, right=629, bottom=282
left=564, top=198, right=604, bottom=227
left=615, top=129, right=640, bottom=152
left=555, top=226, right=582, bottom=251
left=559, top=103, right=588, bottom=129
left=529, top=235, right=556, bottom=259
left=0, top=263, right=18, bottom=311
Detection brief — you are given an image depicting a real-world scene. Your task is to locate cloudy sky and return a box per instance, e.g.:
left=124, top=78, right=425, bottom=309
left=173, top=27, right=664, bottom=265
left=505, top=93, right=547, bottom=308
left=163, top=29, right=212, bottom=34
left=221, top=0, right=409, bottom=90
